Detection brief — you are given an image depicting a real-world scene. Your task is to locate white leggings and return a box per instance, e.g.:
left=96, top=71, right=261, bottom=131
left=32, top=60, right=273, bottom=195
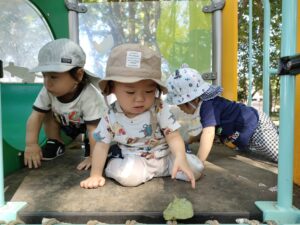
left=105, top=153, right=204, bottom=187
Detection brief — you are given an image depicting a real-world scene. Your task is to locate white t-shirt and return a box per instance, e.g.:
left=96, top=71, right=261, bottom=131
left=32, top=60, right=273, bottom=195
left=33, top=83, right=105, bottom=127
left=93, top=99, right=181, bottom=158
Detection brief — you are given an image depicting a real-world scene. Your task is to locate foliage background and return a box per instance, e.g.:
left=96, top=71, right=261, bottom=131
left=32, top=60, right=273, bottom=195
left=238, top=0, right=282, bottom=114
left=0, top=0, right=284, bottom=114
left=79, top=0, right=212, bottom=80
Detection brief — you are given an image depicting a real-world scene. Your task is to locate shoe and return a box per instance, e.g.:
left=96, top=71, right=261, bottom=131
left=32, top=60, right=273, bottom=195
left=42, top=139, right=65, bottom=160
left=185, top=142, right=192, bottom=154
left=83, top=138, right=90, bottom=158
left=104, top=144, right=123, bottom=168
left=107, top=144, right=123, bottom=160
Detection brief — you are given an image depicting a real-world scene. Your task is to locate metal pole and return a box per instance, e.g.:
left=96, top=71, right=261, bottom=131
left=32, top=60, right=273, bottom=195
left=203, top=0, right=225, bottom=85
left=247, top=0, right=253, bottom=106
left=65, top=0, right=83, bottom=43
left=68, top=0, right=79, bottom=42
left=212, top=0, right=223, bottom=86
left=262, top=0, right=270, bottom=116
left=277, top=0, right=298, bottom=208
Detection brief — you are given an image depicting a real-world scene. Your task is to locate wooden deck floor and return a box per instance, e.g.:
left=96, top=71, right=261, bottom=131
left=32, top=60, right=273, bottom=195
left=5, top=142, right=298, bottom=224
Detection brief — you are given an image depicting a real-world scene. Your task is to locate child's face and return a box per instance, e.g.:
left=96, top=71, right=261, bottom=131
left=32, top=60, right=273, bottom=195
left=43, top=71, right=79, bottom=97
left=178, top=99, right=199, bottom=115
left=112, top=80, right=157, bottom=118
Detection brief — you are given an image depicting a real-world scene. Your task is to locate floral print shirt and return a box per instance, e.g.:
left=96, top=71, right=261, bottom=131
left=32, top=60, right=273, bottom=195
left=93, top=99, right=180, bottom=158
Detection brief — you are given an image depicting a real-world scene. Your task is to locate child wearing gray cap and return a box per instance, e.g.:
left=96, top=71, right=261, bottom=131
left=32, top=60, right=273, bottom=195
left=166, top=66, right=279, bottom=163
left=80, top=43, right=203, bottom=189
left=24, top=38, right=105, bottom=170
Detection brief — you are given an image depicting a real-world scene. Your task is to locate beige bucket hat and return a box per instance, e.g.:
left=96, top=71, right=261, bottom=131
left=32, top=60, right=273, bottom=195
left=99, top=43, right=167, bottom=95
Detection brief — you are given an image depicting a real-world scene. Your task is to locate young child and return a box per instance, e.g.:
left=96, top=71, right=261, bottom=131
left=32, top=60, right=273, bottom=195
left=24, top=38, right=105, bottom=170
left=166, top=66, right=279, bottom=163
left=80, top=43, right=204, bottom=189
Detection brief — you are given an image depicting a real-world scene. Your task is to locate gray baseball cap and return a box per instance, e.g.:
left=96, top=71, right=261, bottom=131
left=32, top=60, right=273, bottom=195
left=31, top=38, right=100, bottom=83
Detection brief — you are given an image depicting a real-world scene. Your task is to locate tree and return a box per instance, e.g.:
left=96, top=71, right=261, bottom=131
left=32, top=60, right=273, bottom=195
left=238, top=0, right=281, bottom=114
left=79, top=0, right=212, bottom=80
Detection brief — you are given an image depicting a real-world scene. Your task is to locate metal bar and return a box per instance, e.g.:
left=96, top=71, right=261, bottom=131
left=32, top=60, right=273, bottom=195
left=247, top=0, right=253, bottom=106
left=66, top=0, right=80, bottom=43
left=255, top=1, right=300, bottom=222
left=203, top=0, right=224, bottom=86
left=262, top=0, right=271, bottom=116
left=211, top=0, right=223, bottom=86
left=277, top=0, right=298, bottom=208
left=270, top=68, right=278, bottom=75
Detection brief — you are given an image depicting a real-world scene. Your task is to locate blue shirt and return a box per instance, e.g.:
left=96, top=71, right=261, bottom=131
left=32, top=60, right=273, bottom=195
left=200, top=96, right=259, bottom=149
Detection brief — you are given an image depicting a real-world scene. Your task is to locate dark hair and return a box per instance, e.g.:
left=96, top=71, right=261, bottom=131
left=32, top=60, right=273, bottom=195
left=103, top=80, right=114, bottom=95
left=69, top=67, right=89, bottom=87
left=104, top=80, right=162, bottom=97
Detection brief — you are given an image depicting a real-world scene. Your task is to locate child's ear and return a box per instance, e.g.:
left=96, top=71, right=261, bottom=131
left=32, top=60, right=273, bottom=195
left=76, top=68, right=84, bottom=81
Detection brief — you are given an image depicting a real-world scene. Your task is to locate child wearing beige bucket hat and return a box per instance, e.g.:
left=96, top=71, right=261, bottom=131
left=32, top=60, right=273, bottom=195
left=80, top=43, right=203, bottom=189
left=166, top=65, right=279, bottom=163
left=24, top=38, right=105, bottom=171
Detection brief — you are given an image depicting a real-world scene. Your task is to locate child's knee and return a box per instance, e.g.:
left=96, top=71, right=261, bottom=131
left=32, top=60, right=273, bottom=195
left=105, top=156, right=146, bottom=186
left=168, top=154, right=204, bottom=181
left=116, top=175, right=144, bottom=187
left=186, top=154, right=204, bottom=180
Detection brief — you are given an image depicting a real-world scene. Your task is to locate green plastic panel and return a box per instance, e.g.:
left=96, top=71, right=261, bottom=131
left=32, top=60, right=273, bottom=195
left=2, top=83, right=45, bottom=151
left=156, top=0, right=211, bottom=72
left=29, top=0, right=69, bottom=39
left=1, top=83, right=74, bottom=176
left=3, top=140, right=24, bottom=177
left=1, top=83, right=46, bottom=176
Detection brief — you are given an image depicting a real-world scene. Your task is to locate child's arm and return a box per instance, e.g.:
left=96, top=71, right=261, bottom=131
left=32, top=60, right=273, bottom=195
left=24, top=110, right=45, bottom=169
left=80, top=141, right=109, bottom=189
left=197, top=126, right=215, bottom=161
left=165, top=130, right=196, bottom=189
left=76, top=123, right=97, bottom=171
left=187, top=133, right=201, bottom=145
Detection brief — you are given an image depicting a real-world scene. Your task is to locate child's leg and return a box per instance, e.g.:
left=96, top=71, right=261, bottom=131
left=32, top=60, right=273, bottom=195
left=186, top=153, right=204, bottom=179
left=41, top=113, right=65, bottom=160
left=43, top=112, right=63, bottom=143
left=105, top=155, right=149, bottom=186
left=105, top=154, right=170, bottom=186
left=167, top=153, right=204, bottom=182
left=250, top=112, right=279, bottom=162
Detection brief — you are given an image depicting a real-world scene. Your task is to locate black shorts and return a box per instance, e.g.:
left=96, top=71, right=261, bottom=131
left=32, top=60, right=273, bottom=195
left=61, top=124, right=87, bottom=139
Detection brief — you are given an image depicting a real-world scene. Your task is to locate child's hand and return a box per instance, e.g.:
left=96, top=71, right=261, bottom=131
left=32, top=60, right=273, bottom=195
left=80, top=176, right=106, bottom=189
left=172, top=156, right=196, bottom=189
left=24, top=144, right=42, bottom=169
left=77, top=157, right=92, bottom=170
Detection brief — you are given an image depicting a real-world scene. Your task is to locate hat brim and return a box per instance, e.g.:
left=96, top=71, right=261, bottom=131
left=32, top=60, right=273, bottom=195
left=166, top=83, right=210, bottom=105
left=99, top=76, right=168, bottom=95
left=30, top=64, right=85, bottom=73
left=30, top=65, right=101, bottom=89
left=85, top=69, right=101, bottom=89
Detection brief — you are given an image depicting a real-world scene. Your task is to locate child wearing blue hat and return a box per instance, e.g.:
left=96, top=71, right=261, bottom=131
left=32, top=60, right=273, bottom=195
left=166, top=66, right=279, bottom=163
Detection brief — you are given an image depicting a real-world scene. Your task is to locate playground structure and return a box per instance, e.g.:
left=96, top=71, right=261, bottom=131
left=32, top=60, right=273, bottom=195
left=0, top=0, right=300, bottom=224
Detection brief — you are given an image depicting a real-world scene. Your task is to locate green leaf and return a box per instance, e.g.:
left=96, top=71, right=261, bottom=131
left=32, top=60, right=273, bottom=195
left=163, top=197, right=194, bottom=221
